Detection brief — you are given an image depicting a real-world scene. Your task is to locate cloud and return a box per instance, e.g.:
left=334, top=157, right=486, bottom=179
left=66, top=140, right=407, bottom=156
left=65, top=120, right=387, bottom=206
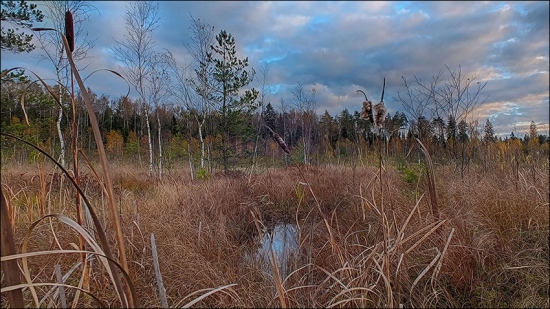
left=1, top=1, right=548, bottom=138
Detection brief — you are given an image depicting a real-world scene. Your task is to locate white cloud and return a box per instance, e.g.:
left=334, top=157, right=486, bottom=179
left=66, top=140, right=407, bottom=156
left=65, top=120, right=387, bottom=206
left=1, top=1, right=548, bottom=138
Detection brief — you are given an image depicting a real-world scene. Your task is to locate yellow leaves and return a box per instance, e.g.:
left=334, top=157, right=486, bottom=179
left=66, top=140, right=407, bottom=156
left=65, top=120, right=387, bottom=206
left=106, top=130, right=123, bottom=156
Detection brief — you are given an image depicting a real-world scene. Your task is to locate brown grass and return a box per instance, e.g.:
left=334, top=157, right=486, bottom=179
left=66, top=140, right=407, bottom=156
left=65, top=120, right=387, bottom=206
left=1, top=158, right=548, bottom=308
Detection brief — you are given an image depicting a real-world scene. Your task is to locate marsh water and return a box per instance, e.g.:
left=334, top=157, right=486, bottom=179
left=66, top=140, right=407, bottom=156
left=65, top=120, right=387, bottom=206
left=252, top=223, right=299, bottom=278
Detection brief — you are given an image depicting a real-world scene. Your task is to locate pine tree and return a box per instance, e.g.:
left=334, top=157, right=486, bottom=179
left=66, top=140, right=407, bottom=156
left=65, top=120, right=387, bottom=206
left=458, top=119, right=469, bottom=142
left=0, top=0, right=44, bottom=53
left=529, top=121, right=538, bottom=140
left=262, top=102, right=277, bottom=133
left=207, top=30, right=259, bottom=174
left=529, top=120, right=539, bottom=148
left=446, top=115, right=457, bottom=143
left=483, top=118, right=496, bottom=143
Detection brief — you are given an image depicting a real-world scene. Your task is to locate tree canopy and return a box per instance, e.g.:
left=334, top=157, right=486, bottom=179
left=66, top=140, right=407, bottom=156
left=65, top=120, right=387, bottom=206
left=1, top=0, right=44, bottom=53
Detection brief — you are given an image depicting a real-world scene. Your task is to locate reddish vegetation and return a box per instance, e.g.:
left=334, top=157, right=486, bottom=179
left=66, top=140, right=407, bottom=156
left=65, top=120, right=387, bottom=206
left=1, top=158, right=548, bottom=308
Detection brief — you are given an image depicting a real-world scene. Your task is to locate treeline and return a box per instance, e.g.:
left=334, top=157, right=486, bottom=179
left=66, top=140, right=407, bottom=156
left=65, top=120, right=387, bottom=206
left=1, top=1, right=547, bottom=178
left=1, top=71, right=548, bottom=176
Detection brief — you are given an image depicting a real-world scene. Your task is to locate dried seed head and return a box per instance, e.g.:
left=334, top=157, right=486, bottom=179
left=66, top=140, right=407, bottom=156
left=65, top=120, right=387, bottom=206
left=360, top=100, right=374, bottom=124
left=373, top=101, right=387, bottom=128
left=272, top=132, right=290, bottom=154
left=65, top=10, right=74, bottom=52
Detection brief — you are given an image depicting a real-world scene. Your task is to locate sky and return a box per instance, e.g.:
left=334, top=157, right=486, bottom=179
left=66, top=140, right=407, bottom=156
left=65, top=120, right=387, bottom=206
left=1, top=1, right=549, bottom=138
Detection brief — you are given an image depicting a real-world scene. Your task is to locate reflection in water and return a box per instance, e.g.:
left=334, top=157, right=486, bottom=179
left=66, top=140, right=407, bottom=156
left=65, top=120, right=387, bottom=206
left=255, top=223, right=298, bottom=278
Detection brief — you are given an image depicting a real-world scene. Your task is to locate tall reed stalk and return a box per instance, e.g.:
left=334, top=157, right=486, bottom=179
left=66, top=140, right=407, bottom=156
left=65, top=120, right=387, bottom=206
left=0, top=26, right=136, bottom=307
left=1, top=189, right=24, bottom=308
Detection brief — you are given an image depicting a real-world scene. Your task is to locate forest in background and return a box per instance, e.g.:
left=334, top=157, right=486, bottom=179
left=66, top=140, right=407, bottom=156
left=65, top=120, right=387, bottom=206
left=1, top=68, right=549, bottom=177
left=1, top=2, right=548, bottom=308
left=1, top=0, right=548, bottom=178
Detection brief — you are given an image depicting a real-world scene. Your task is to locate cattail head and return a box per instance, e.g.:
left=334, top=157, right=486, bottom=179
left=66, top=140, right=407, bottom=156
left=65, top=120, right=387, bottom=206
left=65, top=10, right=74, bottom=52
left=272, top=132, right=290, bottom=154
left=264, top=124, right=290, bottom=154
left=360, top=100, right=374, bottom=124
left=357, top=89, right=374, bottom=124
left=373, top=102, right=387, bottom=128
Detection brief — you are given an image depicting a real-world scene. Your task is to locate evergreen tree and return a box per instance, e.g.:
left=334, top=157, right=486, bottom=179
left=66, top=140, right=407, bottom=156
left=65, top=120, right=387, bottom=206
left=338, top=108, right=354, bottom=141
left=0, top=0, right=44, bottom=53
left=483, top=118, right=496, bottom=143
left=415, top=116, right=432, bottom=140
left=319, top=110, right=337, bottom=152
left=262, top=102, right=277, bottom=132
left=529, top=120, right=539, bottom=148
left=389, top=111, right=407, bottom=138
left=529, top=121, right=538, bottom=140
left=432, top=116, right=446, bottom=144
left=207, top=30, right=259, bottom=174
left=458, top=119, right=469, bottom=142
left=446, top=115, right=457, bottom=143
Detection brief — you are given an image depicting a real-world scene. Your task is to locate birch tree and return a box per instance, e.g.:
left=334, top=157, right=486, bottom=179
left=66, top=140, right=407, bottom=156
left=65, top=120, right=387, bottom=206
left=251, top=62, right=271, bottom=173
left=147, top=52, right=170, bottom=180
left=164, top=51, right=196, bottom=178
left=185, top=15, right=215, bottom=170
left=36, top=0, right=96, bottom=167
left=292, top=81, right=317, bottom=164
left=111, top=1, right=159, bottom=178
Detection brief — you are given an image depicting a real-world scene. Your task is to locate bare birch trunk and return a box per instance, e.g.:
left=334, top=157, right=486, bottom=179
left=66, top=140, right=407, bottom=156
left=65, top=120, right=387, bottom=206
left=198, top=121, right=205, bottom=169
left=157, top=110, right=162, bottom=181
left=145, top=105, right=154, bottom=178
left=187, top=113, right=194, bottom=180
left=56, top=69, right=66, bottom=168
left=57, top=101, right=66, bottom=168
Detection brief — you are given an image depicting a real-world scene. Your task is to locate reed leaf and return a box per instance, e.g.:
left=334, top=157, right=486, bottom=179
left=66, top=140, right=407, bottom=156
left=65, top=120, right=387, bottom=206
left=31, top=26, right=134, bottom=307
left=0, top=188, right=24, bottom=308
left=1, top=132, right=135, bottom=307
left=415, top=138, right=439, bottom=220
left=21, top=213, right=137, bottom=307
left=2, top=282, right=106, bottom=307
left=178, top=283, right=238, bottom=308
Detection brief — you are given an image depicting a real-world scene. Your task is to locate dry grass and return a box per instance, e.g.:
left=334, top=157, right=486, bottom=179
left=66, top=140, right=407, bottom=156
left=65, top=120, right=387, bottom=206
left=1, top=157, right=548, bottom=308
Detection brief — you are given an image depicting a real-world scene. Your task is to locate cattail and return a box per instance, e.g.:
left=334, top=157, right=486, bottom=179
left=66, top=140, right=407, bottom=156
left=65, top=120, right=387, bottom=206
left=357, top=89, right=374, bottom=124
left=373, top=77, right=387, bottom=128
left=373, top=102, right=387, bottom=128
left=264, top=125, right=290, bottom=154
left=65, top=10, right=74, bottom=52
left=360, top=100, right=374, bottom=124
left=272, top=132, right=290, bottom=154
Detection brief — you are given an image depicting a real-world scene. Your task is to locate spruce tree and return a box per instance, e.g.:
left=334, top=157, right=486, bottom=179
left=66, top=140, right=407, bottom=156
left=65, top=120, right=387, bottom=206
left=483, top=118, right=496, bottom=143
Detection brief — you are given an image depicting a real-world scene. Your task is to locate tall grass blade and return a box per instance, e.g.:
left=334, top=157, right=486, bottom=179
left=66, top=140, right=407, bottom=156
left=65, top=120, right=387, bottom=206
left=0, top=188, right=25, bottom=308
left=54, top=264, right=67, bottom=308
left=32, top=27, right=134, bottom=307
left=270, top=238, right=288, bottom=308
left=179, top=283, right=238, bottom=308
left=1, top=132, right=134, bottom=307
left=151, top=233, right=168, bottom=308
left=2, top=282, right=106, bottom=307
left=415, top=138, right=439, bottom=220
left=410, top=249, right=441, bottom=295
left=20, top=214, right=135, bottom=307
left=431, top=227, right=455, bottom=282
